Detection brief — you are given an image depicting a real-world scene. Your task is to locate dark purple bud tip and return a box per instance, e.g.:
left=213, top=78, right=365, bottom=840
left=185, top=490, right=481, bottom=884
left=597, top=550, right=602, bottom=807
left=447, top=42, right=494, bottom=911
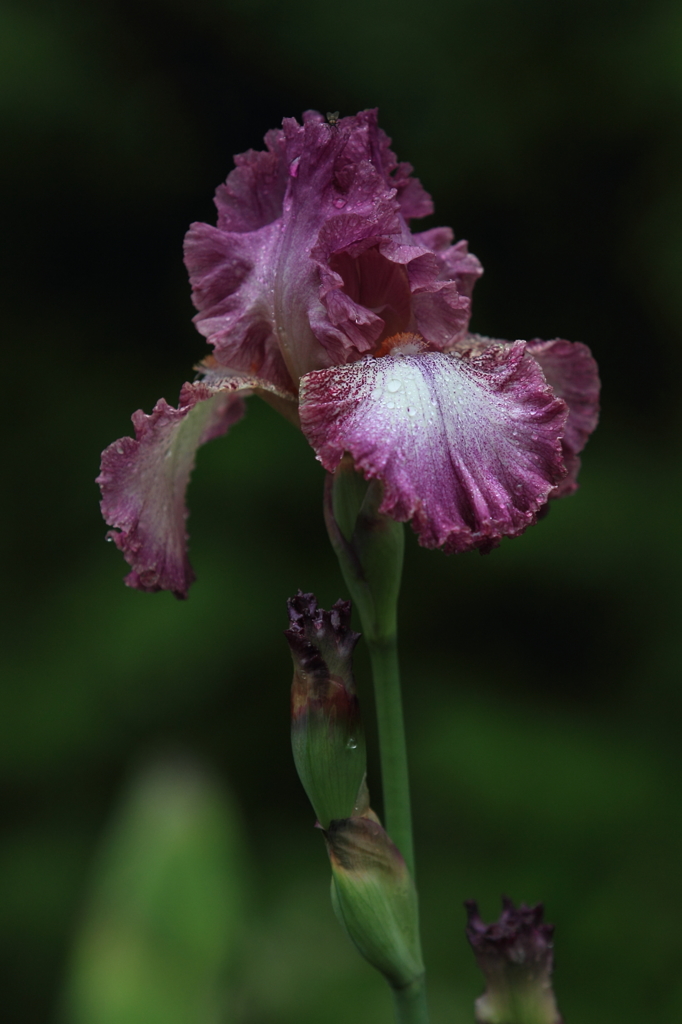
left=465, top=897, right=555, bottom=968
left=285, top=590, right=360, bottom=681
left=285, top=592, right=366, bottom=827
left=465, top=898, right=562, bottom=1024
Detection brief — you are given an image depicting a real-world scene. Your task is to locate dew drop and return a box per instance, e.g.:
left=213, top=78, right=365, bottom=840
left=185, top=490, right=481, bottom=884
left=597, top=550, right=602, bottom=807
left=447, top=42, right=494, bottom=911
left=386, top=401, right=395, bottom=409
left=408, top=408, right=416, bottom=417
left=514, top=482, right=523, bottom=492
left=289, top=156, right=300, bottom=177
left=386, top=379, right=402, bottom=393
left=347, top=737, right=357, bottom=750
left=333, top=197, right=347, bottom=209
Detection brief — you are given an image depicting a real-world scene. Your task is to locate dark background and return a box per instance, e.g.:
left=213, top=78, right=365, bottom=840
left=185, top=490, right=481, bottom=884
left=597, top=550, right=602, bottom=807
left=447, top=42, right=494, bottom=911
left=2, top=0, right=681, bottom=1021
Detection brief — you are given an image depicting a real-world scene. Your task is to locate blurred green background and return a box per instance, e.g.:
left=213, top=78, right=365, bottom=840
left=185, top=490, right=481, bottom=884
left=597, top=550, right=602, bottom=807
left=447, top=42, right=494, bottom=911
left=2, top=0, right=681, bottom=1020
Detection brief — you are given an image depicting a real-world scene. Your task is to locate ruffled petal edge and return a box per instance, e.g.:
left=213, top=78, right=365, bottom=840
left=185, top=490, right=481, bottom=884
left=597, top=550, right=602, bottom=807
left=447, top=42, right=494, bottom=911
left=98, top=374, right=296, bottom=598
left=299, top=344, right=568, bottom=554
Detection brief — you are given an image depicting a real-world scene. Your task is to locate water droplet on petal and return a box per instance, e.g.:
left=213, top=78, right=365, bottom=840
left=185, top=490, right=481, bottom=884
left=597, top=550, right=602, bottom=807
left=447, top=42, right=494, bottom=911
left=386, top=379, right=402, bottom=393
left=386, top=401, right=395, bottom=409
left=333, top=197, right=347, bottom=209
left=289, top=156, right=300, bottom=177
left=408, top=408, right=416, bottom=417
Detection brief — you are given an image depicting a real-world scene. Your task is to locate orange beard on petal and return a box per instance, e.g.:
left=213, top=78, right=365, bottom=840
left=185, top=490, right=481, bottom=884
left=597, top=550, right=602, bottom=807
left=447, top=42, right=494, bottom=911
left=373, top=332, right=427, bottom=358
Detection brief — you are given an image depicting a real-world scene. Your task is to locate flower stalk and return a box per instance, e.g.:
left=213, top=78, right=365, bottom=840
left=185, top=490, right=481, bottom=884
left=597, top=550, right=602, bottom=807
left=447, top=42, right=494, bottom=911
left=323, top=461, right=427, bottom=1022
left=285, top=586, right=427, bottom=1023
left=323, top=462, right=414, bottom=873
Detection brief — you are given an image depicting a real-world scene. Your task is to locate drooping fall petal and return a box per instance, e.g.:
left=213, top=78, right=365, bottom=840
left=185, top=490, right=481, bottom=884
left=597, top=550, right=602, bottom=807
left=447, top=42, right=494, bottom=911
left=300, top=343, right=568, bottom=553
left=98, top=375, right=295, bottom=598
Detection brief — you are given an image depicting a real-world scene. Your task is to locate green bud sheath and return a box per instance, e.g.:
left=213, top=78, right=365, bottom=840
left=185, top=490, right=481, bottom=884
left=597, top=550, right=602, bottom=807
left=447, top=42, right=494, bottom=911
left=325, top=458, right=404, bottom=644
left=285, top=592, right=367, bottom=828
left=466, top=899, right=563, bottom=1024
left=326, top=817, right=424, bottom=991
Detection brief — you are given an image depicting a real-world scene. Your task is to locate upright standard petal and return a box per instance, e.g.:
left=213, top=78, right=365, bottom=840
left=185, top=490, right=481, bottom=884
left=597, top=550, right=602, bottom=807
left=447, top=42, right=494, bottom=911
left=413, top=228, right=484, bottom=302
left=185, top=109, right=481, bottom=385
left=98, top=375, right=295, bottom=598
left=184, top=220, right=294, bottom=392
left=300, top=343, right=568, bottom=553
left=213, top=127, right=289, bottom=233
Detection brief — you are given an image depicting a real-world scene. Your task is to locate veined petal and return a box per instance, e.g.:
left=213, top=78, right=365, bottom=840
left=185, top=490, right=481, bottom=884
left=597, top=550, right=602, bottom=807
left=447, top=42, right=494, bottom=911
left=184, top=221, right=294, bottom=391
left=185, top=109, right=480, bottom=381
left=98, top=375, right=295, bottom=598
left=299, top=346, right=568, bottom=552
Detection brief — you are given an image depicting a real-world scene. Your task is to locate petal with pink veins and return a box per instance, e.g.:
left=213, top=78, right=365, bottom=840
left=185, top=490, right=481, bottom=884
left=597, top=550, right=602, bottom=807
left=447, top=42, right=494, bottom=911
left=184, top=221, right=294, bottom=391
left=98, top=375, right=296, bottom=598
left=299, top=344, right=568, bottom=553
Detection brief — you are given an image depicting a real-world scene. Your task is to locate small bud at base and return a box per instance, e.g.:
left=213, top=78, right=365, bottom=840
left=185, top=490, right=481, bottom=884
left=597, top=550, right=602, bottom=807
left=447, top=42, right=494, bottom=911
left=465, top=898, right=562, bottom=1024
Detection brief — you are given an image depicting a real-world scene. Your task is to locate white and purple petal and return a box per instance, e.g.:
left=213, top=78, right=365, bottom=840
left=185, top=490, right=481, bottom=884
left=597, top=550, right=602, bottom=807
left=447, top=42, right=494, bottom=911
left=98, top=375, right=296, bottom=598
left=299, top=345, right=568, bottom=553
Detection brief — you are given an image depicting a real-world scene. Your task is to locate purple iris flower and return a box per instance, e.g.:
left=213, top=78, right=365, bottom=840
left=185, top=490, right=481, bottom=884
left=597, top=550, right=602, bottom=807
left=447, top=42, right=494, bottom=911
left=97, top=109, right=599, bottom=598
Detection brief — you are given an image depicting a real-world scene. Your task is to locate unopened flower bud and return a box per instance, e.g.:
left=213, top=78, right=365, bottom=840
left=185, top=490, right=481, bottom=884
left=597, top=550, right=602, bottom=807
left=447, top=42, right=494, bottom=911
left=465, top=898, right=562, bottom=1024
left=285, top=592, right=366, bottom=828
left=326, top=816, right=424, bottom=990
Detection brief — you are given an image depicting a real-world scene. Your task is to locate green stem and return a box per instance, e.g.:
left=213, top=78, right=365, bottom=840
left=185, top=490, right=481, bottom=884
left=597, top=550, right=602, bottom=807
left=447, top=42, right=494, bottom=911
left=391, top=977, right=430, bottom=1024
left=367, top=632, right=414, bottom=877
left=324, top=467, right=428, bottom=1023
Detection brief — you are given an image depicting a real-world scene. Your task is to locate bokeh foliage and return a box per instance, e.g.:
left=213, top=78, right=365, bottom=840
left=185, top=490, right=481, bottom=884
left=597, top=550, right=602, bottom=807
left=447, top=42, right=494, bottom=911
left=2, top=0, right=681, bottom=1021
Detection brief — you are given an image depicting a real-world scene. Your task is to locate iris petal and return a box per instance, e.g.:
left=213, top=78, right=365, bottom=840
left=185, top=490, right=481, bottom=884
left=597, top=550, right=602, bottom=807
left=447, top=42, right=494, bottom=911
left=299, top=345, right=568, bottom=552
left=98, top=375, right=295, bottom=597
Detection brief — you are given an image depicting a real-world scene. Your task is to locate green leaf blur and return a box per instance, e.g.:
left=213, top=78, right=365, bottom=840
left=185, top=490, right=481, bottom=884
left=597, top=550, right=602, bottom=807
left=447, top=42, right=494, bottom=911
left=62, top=760, right=245, bottom=1024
